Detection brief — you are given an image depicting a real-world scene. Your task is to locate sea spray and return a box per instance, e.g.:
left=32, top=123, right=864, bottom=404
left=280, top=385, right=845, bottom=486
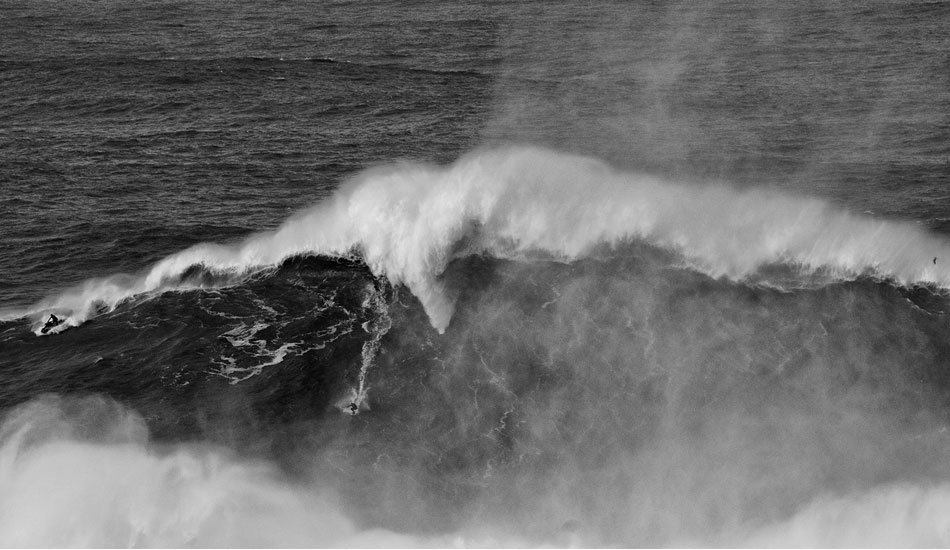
left=8, top=146, right=950, bottom=334
left=0, top=395, right=428, bottom=547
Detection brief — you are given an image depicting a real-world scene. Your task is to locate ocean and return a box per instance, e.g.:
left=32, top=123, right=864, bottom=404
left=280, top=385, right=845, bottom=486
left=1, top=0, right=950, bottom=546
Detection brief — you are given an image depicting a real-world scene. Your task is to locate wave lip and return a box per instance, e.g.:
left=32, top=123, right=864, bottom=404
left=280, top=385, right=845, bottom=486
left=7, top=145, right=950, bottom=333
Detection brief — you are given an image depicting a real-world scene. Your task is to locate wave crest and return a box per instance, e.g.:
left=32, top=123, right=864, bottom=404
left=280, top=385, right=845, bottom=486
left=6, top=146, right=950, bottom=333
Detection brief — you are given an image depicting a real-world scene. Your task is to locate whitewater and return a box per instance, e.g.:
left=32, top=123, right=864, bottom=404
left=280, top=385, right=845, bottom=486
left=7, top=146, right=949, bottom=335
left=4, top=0, right=950, bottom=547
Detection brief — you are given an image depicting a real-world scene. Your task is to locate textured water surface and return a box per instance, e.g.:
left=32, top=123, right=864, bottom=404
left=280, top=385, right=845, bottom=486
left=2, top=0, right=950, bottom=546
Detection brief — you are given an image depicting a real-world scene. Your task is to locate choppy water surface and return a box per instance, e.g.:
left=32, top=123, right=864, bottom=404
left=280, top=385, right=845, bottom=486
left=2, top=0, right=950, bottom=546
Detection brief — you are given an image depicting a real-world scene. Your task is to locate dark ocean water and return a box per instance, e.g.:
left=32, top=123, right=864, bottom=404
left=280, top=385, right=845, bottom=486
left=2, top=0, right=950, bottom=546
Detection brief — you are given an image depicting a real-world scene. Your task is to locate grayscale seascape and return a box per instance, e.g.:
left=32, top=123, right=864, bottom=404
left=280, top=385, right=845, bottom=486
left=1, top=0, right=950, bottom=546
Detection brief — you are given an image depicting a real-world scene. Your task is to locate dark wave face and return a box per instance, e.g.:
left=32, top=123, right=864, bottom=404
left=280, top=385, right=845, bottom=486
left=4, top=241, right=950, bottom=546
left=2, top=0, right=950, bottom=547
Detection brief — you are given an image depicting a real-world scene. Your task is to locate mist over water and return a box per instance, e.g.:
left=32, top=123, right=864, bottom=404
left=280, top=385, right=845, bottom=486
left=2, top=0, right=950, bottom=547
left=9, top=146, right=950, bottom=335
left=7, top=153, right=950, bottom=546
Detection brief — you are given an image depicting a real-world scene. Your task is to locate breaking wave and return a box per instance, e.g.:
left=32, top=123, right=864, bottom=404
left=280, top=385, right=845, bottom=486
left=5, top=146, right=950, bottom=333
left=0, top=395, right=432, bottom=547
left=5, top=390, right=950, bottom=547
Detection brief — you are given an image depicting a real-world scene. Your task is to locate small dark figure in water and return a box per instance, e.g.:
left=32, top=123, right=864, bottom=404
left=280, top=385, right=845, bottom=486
left=934, top=257, right=938, bottom=265
left=41, top=314, right=60, bottom=334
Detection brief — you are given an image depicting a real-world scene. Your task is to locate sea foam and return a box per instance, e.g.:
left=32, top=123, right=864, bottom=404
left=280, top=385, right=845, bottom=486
left=0, top=395, right=428, bottom=547
left=6, top=146, right=949, bottom=333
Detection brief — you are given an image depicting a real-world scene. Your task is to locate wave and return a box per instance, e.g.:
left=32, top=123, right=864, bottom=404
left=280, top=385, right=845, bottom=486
left=0, top=395, right=432, bottom=547
left=6, top=392, right=950, bottom=546
left=741, top=484, right=950, bottom=547
left=5, top=145, right=950, bottom=333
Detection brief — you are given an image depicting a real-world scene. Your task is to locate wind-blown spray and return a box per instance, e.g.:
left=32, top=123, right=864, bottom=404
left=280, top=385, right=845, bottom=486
left=7, top=146, right=949, bottom=334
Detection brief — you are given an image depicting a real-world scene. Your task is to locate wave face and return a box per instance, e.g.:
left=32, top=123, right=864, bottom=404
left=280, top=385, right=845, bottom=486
left=4, top=0, right=950, bottom=544
left=4, top=148, right=950, bottom=546
left=4, top=248, right=950, bottom=546
left=10, top=146, right=950, bottom=334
